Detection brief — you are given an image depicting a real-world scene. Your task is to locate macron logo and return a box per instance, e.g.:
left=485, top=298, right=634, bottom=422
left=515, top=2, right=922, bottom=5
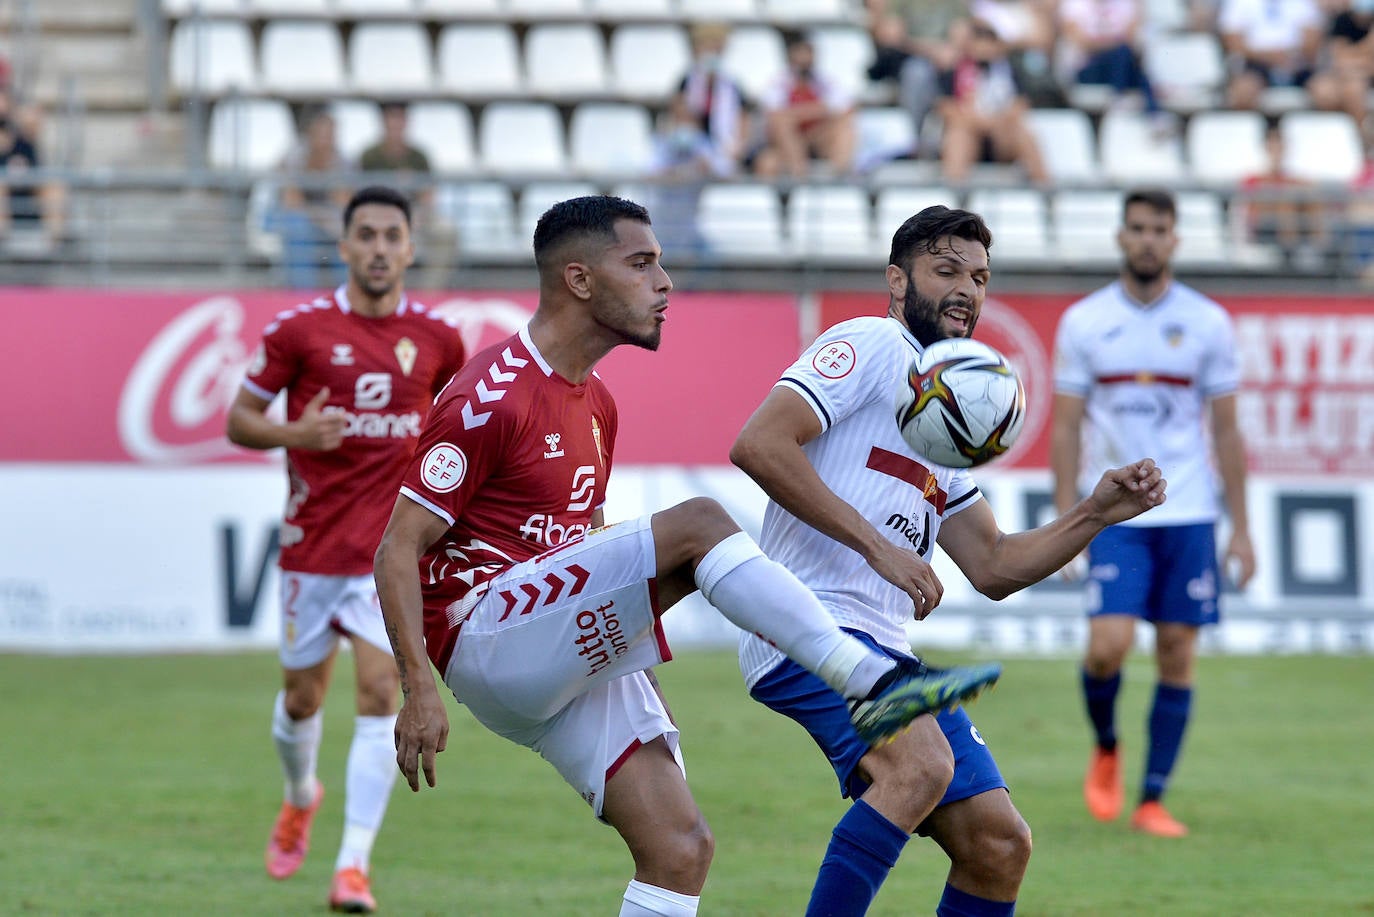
left=463, top=347, right=529, bottom=430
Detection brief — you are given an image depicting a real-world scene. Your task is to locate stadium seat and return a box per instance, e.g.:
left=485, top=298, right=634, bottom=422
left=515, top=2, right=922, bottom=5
left=1099, top=110, right=1185, bottom=183
left=208, top=97, right=296, bottom=171
left=478, top=102, right=568, bottom=176
left=330, top=99, right=383, bottom=160
left=248, top=0, right=332, bottom=13
left=966, top=189, right=1051, bottom=261
left=787, top=185, right=875, bottom=258
left=525, top=24, right=609, bottom=97
left=349, top=23, right=434, bottom=95
left=1280, top=111, right=1363, bottom=183
left=569, top=103, right=656, bottom=177
left=1143, top=0, right=1189, bottom=32
left=409, top=101, right=477, bottom=174
left=722, top=25, right=788, bottom=103
left=856, top=107, right=917, bottom=171
left=260, top=22, right=346, bottom=96
left=436, top=182, right=520, bottom=257
left=337, top=0, right=418, bottom=12
left=1025, top=108, right=1100, bottom=185
left=246, top=178, right=284, bottom=259
left=169, top=19, right=256, bottom=96
left=518, top=182, right=601, bottom=241
left=761, top=0, right=849, bottom=21
left=874, top=187, right=961, bottom=242
left=1052, top=189, right=1123, bottom=265
left=163, top=0, right=247, bottom=17
left=679, top=0, right=761, bottom=19
left=421, top=0, right=503, bottom=12
left=507, top=0, right=590, bottom=16
left=591, top=0, right=673, bottom=16
left=811, top=25, right=875, bottom=99
left=698, top=183, right=787, bottom=257
left=1143, top=32, right=1224, bottom=112
left=437, top=24, right=522, bottom=96
left=1173, top=191, right=1229, bottom=266
left=609, top=25, right=691, bottom=100
left=1186, top=110, right=1267, bottom=187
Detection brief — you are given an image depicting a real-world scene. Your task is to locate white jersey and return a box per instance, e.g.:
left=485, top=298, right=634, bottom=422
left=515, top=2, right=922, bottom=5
left=1054, top=280, right=1238, bottom=527
left=739, top=316, right=984, bottom=689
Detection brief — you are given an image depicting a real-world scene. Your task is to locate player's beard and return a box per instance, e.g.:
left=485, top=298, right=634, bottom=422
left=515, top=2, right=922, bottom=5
left=902, top=282, right=978, bottom=347
left=1125, top=256, right=1166, bottom=287
left=353, top=261, right=397, bottom=299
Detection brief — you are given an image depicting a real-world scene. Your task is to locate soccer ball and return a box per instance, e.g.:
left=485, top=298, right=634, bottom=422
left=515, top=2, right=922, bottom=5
left=894, top=338, right=1026, bottom=468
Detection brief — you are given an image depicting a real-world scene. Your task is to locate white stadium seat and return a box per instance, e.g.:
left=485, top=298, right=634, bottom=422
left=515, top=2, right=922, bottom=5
left=349, top=23, right=433, bottom=95
left=422, top=0, right=503, bottom=12
left=856, top=106, right=917, bottom=170
left=1026, top=108, right=1100, bottom=185
left=507, top=0, right=589, bottom=15
left=698, top=183, right=787, bottom=257
left=208, top=97, right=296, bottom=171
left=1280, top=111, right=1363, bottom=183
left=761, top=0, right=848, bottom=20
left=1052, top=189, right=1123, bottom=265
left=169, top=19, right=256, bottom=95
left=478, top=102, right=568, bottom=176
left=409, top=101, right=477, bottom=174
left=260, top=22, right=345, bottom=95
left=679, top=0, right=761, bottom=18
left=248, top=0, right=332, bottom=13
left=438, top=182, right=520, bottom=257
left=1099, top=110, right=1185, bottom=183
left=787, top=185, right=875, bottom=258
left=591, top=0, right=673, bottom=16
left=525, top=24, right=609, bottom=97
left=1173, top=191, right=1229, bottom=266
left=1144, top=32, right=1224, bottom=112
left=874, top=187, right=962, bottom=242
left=722, top=25, right=787, bottom=103
left=812, top=25, right=875, bottom=99
left=1186, top=110, right=1267, bottom=187
left=967, top=189, right=1051, bottom=260
left=337, top=0, right=417, bottom=12
left=330, top=99, right=383, bottom=160
left=438, top=24, right=522, bottom=96
left=519, top=182, right=601, bottom=241
left=569, top=103, right=656, bottom=176
left=609, top=25, right=692, bottom=100
left=163, top=0, right=246, bottom=17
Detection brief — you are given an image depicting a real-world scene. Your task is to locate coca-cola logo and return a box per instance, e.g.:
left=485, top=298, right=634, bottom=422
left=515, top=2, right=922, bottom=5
left=116, top=294, right=536, bottom=465
left=974, top=297, right=1052, bottom=468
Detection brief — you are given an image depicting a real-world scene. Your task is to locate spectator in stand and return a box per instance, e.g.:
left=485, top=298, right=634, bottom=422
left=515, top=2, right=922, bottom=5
left=753, top=30, right=858, bottom=179
left=1239, top=122, right=1331, bottom=265
left=646, top=94, right=730, bottom=260
left=864, top=0, right=972, bottom=154
left=1307, top=0, right=1374, bottom=141
left=359, top=102, right=457, bottom=291
left=675, top=22, right=749, bottom=175
left=1058, top=0, right=1171, bottom=131
left=1218, top=0, right=1325, bottom=111
left=0, top=85, right=67, bottom=250
left=270, top=107, right=354, bottom=290
left=935, top=20, right=1049, bottom=186
left=970, top=0, right=1065, bottom=107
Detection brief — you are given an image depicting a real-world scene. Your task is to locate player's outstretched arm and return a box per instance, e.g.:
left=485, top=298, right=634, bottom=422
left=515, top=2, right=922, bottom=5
left=939, top=459, right=1166, bottom=600
left=731, top=386, right=945, bottom=619
left=226, top=386, right=346, bottom=452
left=1210, top=393, right=1256, bottom=589
left=374, top=497, right=452, bottom=792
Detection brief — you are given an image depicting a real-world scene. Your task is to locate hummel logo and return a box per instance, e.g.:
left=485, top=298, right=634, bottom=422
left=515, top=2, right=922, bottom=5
left=543, top=432, right=564, bottom=459
left=331, top=344, right=354, bottom=365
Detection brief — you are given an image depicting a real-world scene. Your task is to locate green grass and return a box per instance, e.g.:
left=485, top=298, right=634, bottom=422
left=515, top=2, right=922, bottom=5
left=3, top=650, right=1372, bottom=915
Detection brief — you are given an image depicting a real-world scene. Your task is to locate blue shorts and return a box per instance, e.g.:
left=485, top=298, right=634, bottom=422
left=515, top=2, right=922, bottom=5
left=1087, top=523, right=1220, bottom=626
left=749, top=630, right=1007, bottom=822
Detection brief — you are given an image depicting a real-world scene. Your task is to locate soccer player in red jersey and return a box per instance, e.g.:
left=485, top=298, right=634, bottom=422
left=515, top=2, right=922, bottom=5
left=374, top=195, right=1001, bottom=915
left=227, top=185, right=466, bottom=913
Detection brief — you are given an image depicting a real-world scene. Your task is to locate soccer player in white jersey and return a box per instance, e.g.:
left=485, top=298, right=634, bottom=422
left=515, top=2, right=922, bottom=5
left=373, top=196, right=1002, bottom=917
left=227, top=186, right=467, bottom=913
left=1052, top=188, right=1255, bottom=838
left=731, top=205, right=1169, bottom=917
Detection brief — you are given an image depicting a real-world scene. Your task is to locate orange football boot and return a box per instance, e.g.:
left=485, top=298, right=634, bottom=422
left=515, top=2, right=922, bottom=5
left=1083, top=746, right=1124, bottom=821
left=329, top=867, right=377, bottom=913
left=265, top=783, right=324, bottom=879
left=1131, top=801, right=1189, bottom=838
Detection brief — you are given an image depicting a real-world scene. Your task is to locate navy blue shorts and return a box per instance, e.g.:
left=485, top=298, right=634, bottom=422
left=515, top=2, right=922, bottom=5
left=1087, top=523, right=1220, bottom=626
left=749, top=630, right=1007, bottom=815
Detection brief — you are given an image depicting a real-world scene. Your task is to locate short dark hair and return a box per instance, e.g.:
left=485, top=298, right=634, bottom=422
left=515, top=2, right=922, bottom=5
left=343, top=185, right=412, bottom=231
left=380, top=100, right=409, bottom=116
left=1122, top=187, right=1176, bottom=221
left=888, top=205, right=993, bottom=271
left=782, top=29, right=812, bottom=51
left=532, top=195, right=651, bottom=273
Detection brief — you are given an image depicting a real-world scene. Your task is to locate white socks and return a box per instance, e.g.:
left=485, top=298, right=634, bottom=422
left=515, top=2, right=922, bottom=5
left=271, top=690, right=322, bottom=808
left=620, top=880, right=700, bottom=916
left=335, top=714, right=399, bottom=874
left=695, top=533, right=894, bottom=699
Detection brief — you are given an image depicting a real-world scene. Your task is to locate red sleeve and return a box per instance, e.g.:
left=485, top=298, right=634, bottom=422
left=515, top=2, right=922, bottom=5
left=435, top=330, right=467, bottom=398
left=244, top=314, right=301, bottom=401
left=399, top=388, right=511, bottom=526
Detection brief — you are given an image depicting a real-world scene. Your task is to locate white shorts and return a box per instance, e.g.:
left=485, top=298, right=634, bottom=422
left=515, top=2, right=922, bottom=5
left=278, top=571, right=393, bottom=670
left=444, top=516, right=681, bottom=815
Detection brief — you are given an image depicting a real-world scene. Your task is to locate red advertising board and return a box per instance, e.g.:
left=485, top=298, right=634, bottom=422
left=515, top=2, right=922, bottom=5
left=0, top=288, right=798, bottom=466
left=820, top=290, right=1374, bottom=474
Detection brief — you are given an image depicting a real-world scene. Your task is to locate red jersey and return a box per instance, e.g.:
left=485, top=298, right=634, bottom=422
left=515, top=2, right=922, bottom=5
left=243, top=286, right=467, bottom=575
left=398, top=326, right=618, bottom=671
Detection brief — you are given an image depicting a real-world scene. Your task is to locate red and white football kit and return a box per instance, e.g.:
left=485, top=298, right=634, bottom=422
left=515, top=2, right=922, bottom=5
left=242, top=285, right=466, bottom=667
left=399, top=325, right=680, bottom=814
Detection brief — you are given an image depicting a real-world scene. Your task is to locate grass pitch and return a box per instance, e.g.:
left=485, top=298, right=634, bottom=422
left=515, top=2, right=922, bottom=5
left=3, top=650, right=1372, bottom=915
